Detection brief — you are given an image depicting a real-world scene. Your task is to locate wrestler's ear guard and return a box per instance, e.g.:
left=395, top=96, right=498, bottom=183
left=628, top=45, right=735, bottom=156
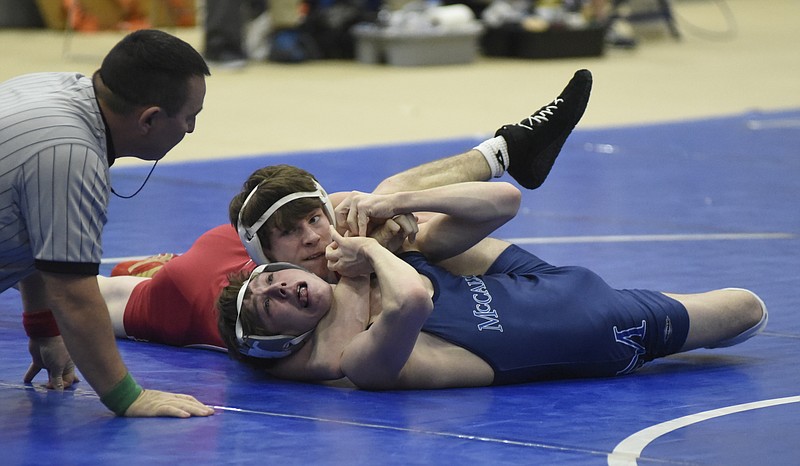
left=237, top=179, right=336, bottom=265
left=234, top=262, right=315, bottom=359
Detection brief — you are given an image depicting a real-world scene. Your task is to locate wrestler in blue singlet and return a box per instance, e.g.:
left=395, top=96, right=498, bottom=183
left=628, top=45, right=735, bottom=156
left=400, top=245, right=690, bottom=385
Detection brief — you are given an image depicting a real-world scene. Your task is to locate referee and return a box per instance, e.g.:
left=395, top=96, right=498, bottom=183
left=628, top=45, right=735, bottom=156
left=0, top=30, right=214, bottom=418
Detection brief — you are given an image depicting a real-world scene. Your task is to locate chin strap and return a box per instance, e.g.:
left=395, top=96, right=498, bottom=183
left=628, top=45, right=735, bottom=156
left=234, top=262, right=316, bottom=359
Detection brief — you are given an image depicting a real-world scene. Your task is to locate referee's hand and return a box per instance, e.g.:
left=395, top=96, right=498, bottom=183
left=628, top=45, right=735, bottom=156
left=123, top=390, right=215, bottom=418
left=24, top=335, right=80, bottom=389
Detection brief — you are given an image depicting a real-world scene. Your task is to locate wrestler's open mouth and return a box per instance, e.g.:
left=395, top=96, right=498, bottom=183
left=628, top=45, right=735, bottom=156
left=297, top=283, right=308, bottom=307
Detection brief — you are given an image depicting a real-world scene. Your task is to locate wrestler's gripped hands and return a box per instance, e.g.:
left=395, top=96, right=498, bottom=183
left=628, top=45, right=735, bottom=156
left=335, top=191, right=401, bottom=237
left=326, top=227, right=379, bottom=277
left=25, top=335, right=80, bottom=389
left=366, top=214, right=418, bottom=252
left=335, top=191, right=418, bottom=249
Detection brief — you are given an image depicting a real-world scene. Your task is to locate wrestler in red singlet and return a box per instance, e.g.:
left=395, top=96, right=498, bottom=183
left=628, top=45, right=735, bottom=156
left=123, top=225, right=255, bottom=349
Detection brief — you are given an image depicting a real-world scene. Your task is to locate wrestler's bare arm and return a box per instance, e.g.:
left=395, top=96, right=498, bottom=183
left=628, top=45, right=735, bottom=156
left=325, top=231, right=432, bottom=389
left=337, top=182, right=521, bottom=263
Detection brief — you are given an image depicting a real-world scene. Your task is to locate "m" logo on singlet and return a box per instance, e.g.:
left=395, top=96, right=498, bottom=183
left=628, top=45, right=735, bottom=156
left=614, top=320, right=647, bottom=375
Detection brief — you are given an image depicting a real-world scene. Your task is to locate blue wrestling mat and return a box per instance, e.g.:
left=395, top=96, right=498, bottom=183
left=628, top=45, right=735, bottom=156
left=1, top=109, right=798, bottom=465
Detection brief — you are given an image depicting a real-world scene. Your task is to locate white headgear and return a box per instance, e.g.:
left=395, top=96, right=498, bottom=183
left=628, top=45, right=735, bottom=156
left=234, top=262, right=315, bottom=359
left=236, top=179, right=336, bottom=265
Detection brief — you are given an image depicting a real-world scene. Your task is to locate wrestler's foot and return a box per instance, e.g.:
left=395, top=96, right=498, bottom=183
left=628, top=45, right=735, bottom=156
left=705, top=288, right=768, bottom=348
left=497, top=69, right=592, bottom=189
left=111, top=253, right=177, bottom=278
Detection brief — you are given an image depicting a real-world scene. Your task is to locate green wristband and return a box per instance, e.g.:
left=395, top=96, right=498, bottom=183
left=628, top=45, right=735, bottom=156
left=100, top=373, right=143, bottom=416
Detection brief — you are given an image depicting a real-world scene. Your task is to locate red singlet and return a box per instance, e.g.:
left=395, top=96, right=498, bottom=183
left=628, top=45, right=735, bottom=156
left=123, top=225, right=255, bottom=349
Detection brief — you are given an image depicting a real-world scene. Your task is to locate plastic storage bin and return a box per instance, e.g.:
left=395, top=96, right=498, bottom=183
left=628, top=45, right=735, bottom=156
left=352, top=23, right=483, bottom=66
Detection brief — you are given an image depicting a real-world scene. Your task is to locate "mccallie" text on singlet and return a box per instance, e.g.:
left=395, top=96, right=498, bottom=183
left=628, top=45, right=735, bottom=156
left=464, top=276, right=503, bottom=332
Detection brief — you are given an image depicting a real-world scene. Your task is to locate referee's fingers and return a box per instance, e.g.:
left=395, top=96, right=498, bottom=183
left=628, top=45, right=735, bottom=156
left=62, top=367, right=80, bottom=388
left=49, top=374, right=65, bottom=390
left=23, top=363, right=41, bottom=383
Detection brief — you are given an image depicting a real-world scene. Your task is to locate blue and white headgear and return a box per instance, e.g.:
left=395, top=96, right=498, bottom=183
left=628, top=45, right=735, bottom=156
left=237, top=179, right=336, bottom=265
left=235, top=262, right=315, bottom=359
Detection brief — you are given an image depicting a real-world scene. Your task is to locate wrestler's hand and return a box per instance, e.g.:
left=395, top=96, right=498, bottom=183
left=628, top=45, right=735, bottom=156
left=335, top=191, right=398, bottom=237
left=24, top=335, right=80, bottom=390
left=123, top=389, right=215, bottom=418
left=326, top=227, right=376, bottom=277
left=369, top=214, right=418, bottom=252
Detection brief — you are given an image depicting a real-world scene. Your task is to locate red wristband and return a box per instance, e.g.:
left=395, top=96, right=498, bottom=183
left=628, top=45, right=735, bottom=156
left=23, top=310, right=61, bottom=338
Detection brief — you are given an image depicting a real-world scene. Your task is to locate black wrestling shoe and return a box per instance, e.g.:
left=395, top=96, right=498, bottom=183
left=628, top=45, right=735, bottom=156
left=496, top=69, right=592, bottom=189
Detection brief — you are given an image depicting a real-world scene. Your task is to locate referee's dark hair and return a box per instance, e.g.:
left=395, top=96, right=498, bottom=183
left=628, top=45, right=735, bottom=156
left=96, top=29, right=210, bottom=116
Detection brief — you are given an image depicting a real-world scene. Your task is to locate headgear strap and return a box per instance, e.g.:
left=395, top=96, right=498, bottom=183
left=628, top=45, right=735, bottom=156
left=234, top=262, right=315, bottom=359
left=237, top=179, right=336, bottom=265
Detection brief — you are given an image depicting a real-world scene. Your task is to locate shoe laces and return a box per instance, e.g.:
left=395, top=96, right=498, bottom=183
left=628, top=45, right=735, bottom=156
left=520, top=98, right=564, bottom=129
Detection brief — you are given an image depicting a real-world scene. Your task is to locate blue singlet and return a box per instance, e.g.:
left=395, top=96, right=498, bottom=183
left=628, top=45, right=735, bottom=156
left=400, top=245, right=689, bottom=385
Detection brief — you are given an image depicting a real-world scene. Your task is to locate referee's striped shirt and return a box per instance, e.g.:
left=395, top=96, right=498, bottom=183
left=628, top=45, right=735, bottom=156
left=0, top=72, right=111, bottom=292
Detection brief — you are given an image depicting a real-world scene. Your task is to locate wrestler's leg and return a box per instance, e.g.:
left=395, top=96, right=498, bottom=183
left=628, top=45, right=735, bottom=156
left=665, top=288, right=767, bottom=351
left=435, top=238, right=512, bottom=276
left=373, top=149, right=491, bottom=195
left=96, top=276, right=149, bottom=338
left=373, top=70, right=592, bottom=194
